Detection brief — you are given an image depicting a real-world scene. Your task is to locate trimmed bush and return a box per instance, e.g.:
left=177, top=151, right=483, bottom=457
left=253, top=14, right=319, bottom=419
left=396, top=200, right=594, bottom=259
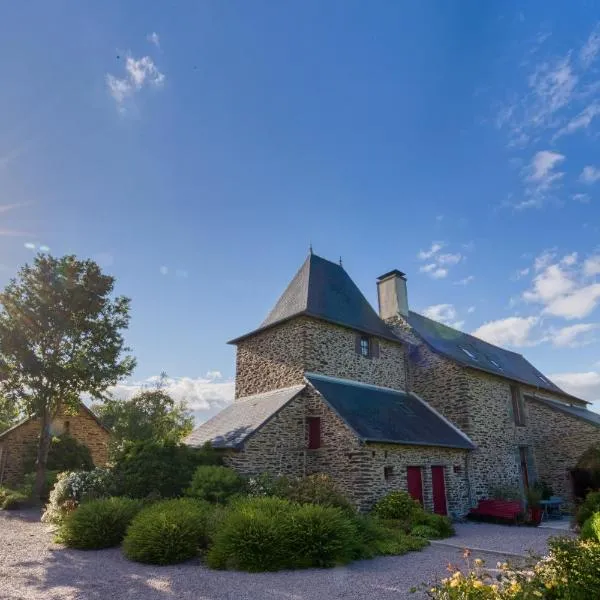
left=23, top=470, right=60, bottom=500
left=208, top=497, right=368, bottom=572
left=409, top=524, right=439, bottom=539
left=411, top=512, right=454, bottom=538
left=57, top=497, right=143, bottom=549
left=372, top=491, right=422, bottom=521
left=276, top=474, right=354, bottom=513
left=581, top=512, right=600, bottom=542
left=123, top=498, right=210, bottom=564
left=1, top=491, right=29, bottom=510
left=186, top=466, right=245, bottom=504
left=576, top=490, right=600, bottom=527
left=42, top=468, right=115, bottom=524
left=112, top=440, right=221, bottom=499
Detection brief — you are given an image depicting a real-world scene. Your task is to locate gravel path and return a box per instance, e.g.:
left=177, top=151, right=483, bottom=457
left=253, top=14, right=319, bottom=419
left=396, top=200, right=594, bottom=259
left=0, top=511, right=572, bottom=600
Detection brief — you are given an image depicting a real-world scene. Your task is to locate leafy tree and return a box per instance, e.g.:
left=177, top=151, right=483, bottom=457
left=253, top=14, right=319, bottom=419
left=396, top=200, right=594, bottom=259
left=0, top=254, right=135, bottom=499
left=0, top=395, right=20, bottom=433
left=92, top=374, right=193, bottom=446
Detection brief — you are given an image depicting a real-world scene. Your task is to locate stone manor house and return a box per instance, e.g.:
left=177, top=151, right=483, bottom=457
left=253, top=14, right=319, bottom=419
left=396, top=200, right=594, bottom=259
left=186, top=253, right=600, bottom=516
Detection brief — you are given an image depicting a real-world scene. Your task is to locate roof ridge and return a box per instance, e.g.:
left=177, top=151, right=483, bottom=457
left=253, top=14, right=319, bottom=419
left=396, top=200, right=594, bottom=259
left=305, top=371, right=408, bottom=395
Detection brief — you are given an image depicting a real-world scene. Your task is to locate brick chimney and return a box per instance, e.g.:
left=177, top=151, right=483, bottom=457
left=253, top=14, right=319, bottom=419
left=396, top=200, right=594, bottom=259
left=376, top=269, right=408, bottom=320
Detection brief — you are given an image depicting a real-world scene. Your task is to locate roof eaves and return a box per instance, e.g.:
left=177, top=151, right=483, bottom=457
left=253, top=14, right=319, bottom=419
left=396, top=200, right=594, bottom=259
left=363, top=437, right=473, bottom=450
left=526, top=394, right=600, bottom=427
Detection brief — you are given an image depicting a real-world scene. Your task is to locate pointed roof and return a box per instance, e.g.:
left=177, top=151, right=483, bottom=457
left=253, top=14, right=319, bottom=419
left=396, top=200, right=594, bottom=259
left=229, top=253, right=399, bottom=343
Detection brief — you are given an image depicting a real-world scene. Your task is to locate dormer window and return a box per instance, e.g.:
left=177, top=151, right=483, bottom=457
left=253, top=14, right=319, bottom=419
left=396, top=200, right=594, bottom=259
left=360, top=336, right=370, bottom=357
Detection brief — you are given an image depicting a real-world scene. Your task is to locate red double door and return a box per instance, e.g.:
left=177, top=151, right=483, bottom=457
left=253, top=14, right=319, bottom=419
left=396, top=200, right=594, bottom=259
left=407, top=466, right=447, bottom=515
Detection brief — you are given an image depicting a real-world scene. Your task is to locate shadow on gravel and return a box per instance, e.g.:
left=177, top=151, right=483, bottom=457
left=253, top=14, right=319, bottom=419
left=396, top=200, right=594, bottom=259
left=0, top=508, right=42, bottom=522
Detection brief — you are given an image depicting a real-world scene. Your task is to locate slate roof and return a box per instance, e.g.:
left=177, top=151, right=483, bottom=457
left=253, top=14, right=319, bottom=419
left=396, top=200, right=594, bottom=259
left=229, top=254, right=398, bottom=343
left=406, top=311, right=582, bottom=401
left=184, top=385, right=305, bottom=449
left=527, top=395, right=600, bottom=427
left=306, top=372, right=474, bottom=449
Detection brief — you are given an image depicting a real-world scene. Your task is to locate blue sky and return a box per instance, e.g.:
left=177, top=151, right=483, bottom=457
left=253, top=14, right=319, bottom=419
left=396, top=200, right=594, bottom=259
left=1, top=2, right=600, bottom=420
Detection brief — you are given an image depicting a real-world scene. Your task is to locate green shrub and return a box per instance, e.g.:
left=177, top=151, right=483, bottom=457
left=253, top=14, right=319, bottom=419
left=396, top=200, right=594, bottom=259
left=22, top=470, right=60, bottom=500
left=576, top=491, right=600, bottom=527
left=57, top=497, right=143, bottom=549
left=123, top=498, right=210, bottom=564
left=277, top=474, right=354, bottom=513
left=1, top=491, right=29, bottom=510
left=409, top=524, right=439, bottom=539
left=42, top=468, right=115, bottom=524
left=351, top=515, right=428, bottom=558
left=411, top=512, right=454, bottom=538
left=581, top=513, right=600, bottom=542
left=23, top=435, right=94, bottom=474
left=372, top=491, right=421, bottom=521
left=112, top=440, right=220, bottom=499
left=186, top=466, right=245, bottom=504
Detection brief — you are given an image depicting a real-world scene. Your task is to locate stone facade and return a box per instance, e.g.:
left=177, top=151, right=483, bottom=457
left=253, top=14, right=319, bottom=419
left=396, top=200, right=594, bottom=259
left=0, top=404, right=110, bottom=486
left=235, top=316, right=405, bottom=399
left=224, top=385, right=470, bottom=515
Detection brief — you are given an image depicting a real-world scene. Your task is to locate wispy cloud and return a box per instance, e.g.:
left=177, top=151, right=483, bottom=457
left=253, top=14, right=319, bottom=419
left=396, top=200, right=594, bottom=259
left=417, top=241, right=465, bottom=279
left=553, top=102, right=600, bottom=139
left=454, top=275, right=475, bottom=285
left=422, top=304, right=464, bottom=329
left=580, top=23, right=600, bottom=68
left=580, top=165, right=600, bottom=184
left=418, top=242, right=444, bottom=260
left=573, top=193, right=591, bottom=203
left=516, top=150, right=565, bottom=208
left=106, top=54, right=165, bottom=112
left=147, top=32, right=160, bottom=48
left=551, top=323, right=599, bottom=347
left=472, top=316, right=542, bottom=347
left=550, top=370, right=600, bottom=403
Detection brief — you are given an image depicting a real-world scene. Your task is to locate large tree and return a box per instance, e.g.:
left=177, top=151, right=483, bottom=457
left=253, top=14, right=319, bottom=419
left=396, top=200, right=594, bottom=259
left=0, top=254, right=135, bottom=499
left=93, top=374, right=194, bottom=447
left=0, top=395, right=20, bottom=433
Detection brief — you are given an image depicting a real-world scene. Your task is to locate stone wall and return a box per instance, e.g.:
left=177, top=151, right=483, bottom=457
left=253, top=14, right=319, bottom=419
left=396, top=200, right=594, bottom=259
left=234, top=316, right=406, bottom=399
left=0, top=404, right=110, bottom=486
left=527, top=398, right=600, bottom=500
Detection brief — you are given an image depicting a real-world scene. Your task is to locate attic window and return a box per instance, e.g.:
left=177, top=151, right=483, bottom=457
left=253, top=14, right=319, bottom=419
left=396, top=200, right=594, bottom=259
left=460, top=346, right=477, bottom=360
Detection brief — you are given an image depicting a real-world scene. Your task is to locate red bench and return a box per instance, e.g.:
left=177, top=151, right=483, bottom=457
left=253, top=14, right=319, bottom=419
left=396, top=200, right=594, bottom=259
left=469, top=499, right=523, bottom=523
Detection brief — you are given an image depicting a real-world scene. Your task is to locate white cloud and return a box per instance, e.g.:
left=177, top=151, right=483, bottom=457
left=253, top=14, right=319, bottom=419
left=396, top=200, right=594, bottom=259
left=147, top=32, right=160, bottom=48
left=467, top=306, right=476, bottom=314
left=205, top=370, right=222, bottom=380
left=472, top=316, right=540, bottom=347
left=580, top=24, right=600, bottom=69
left=584, top=256, right=600, bottom=276
left=454, top=275, right=475, bottom=285
left=523, top=263, right=575, bottom=303
left=544, top=284, right=600, bottom=319
left=551, top=323, right=599, bottom=347
left=580, top=166, right=600, bottom=184
left=534, top=250, right=556, bottom=271
left=437, top=253, right=463, bottom=266
left=422, top=304, right=463, bottom=328
left=106, top=54, right=165, bottom=111
left=419, top=263, right=448, bottom=279
left=573, top=193, right=591, bottom=203
left=418, top=242, right=443, bottom=260
left=550, top=371, right=600, bottom=403
left=109, top=374, right=234, bottom=419
left=430, top=268, right=448, bottom=279
left=561, top=252, right=578, bottom=266
left=553, top=102, right=600, bottom=139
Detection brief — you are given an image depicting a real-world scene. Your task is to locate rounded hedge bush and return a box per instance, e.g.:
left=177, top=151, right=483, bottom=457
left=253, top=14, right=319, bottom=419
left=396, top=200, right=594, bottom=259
left=276, top=474, right=354, bottom=513
left=372, top=491, right=422, bottom=521
left=577, top=491, right=600, bottom=528
left=581, top=512, right=600, bottom=542
left=411, top=512, right=454, bottom=538
left=186, top=465, right=245, bottom=504
left=58, top=497, right=143, bottom=549
left=207, top=497, right=358, bottom=571
left=409, top=524, right=439, bottom=539
left=123, top=498, right=210, bottom=564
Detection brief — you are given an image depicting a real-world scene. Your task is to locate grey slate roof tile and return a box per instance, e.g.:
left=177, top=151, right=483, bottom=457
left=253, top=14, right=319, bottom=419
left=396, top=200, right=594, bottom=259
left=184, top=385, right=305, bottom=449
left=528, top=395, right=600, bottom=427
left=306, top=372, right=474, bottom=450
left=406, top=311, right=579, bottom=400
left=229, top=254, right=398, bottom=343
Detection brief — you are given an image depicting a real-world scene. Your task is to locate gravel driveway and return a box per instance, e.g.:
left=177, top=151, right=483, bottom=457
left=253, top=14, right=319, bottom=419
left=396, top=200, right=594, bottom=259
left=0, top=510, right=572, bottom=600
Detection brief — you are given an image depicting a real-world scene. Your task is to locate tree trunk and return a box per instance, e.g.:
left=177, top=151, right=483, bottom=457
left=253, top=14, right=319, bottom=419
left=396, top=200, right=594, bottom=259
left=33, top=407, right=52, bottom=501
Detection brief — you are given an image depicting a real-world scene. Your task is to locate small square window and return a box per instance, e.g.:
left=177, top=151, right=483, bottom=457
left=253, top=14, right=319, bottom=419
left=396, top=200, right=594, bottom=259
left=384, top=466, right=394, bottom=480
left=360, top=336, right=370, bottom=357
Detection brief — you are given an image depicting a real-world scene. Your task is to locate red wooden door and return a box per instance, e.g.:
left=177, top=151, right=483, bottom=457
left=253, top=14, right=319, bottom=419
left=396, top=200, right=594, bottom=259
left=431, top=466, right=448, bottom=515
left=407, top=467, right=423, bottom=506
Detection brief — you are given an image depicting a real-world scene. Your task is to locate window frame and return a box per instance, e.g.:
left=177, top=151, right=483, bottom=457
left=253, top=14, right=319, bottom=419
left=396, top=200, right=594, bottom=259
left=510, top=384, right=526, bottom=426
left=359, top=335, right=370, bottom=357
left=383, top=465, right=394, bottom=481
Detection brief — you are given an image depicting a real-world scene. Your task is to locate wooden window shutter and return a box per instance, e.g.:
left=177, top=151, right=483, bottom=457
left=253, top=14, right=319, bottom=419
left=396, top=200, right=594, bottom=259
left=355, top=333, right=362, bottom=355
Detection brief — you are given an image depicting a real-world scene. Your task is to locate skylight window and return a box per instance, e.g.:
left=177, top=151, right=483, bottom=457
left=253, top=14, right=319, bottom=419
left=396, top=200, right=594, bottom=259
left=489, top=358, right=503, bottom=371
left=537, top=375, right=548, bottom=384
left=460, top=346, right=477, bottom=360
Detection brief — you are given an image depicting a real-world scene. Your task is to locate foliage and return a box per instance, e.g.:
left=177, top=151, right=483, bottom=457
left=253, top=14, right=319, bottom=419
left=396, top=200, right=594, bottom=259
left=411, top=524, right=444, bottom=539
left=23, top=470, right=60, bottom=500
left=246, top=472, right=283, bottom=497
left=411, top=512, right=455, bottom=538
left=425, top=538, right=600, bottom=599
left=123, top=498, right=211, bottom=565
left=274, top=473, right=354, bottom=512
left=1, top=491, right=29, bottom=510
left=488, top=485, right=522, bottom=501
left=532, top=480, right=554, bottom=501
left=372, top=490, right=422, bottom=521
left=576, top=490, right=600, bottom=527
left=92, top=374, right=193, bottom=447
left=57, top=497, right=143, bottom=549
left=525, top=486, right=542, bottom=509
left=0, top=395, right=19, bottom=434
left=581, top=513, right=600, bottom=542
left=207, top=496, right=359, bottom=571
left=24, top=435, right=94, bottom=474
left=42, top=468, right=115, bottom=524
left=186, top=466, right=245, bottom=504
left=112, top=440, right=221, bottom=499
left=352, top=515, right=428, bottom=558
left=0, top=254, right=135, bottom=498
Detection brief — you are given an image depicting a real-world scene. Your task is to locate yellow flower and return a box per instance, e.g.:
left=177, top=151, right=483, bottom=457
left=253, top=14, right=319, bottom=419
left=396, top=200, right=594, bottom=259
left=474, top=558, right=484, bottom=567
left=473, top=580, right=484, bottom=588
left=449, top=579, right=459, bottom=588
left=451, top=571, right=462, bottom=580
left=533, top=592, right=543, bottom=598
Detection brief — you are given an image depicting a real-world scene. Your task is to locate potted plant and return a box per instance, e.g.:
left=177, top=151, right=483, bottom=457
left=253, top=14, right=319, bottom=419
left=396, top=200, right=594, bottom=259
left=526, top=487, right=543, bottom=525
